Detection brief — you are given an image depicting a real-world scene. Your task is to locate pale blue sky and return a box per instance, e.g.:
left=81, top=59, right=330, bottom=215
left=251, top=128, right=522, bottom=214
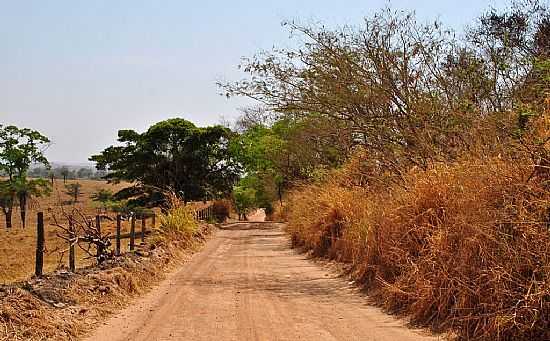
left=0, top=0, right=509, bottom=162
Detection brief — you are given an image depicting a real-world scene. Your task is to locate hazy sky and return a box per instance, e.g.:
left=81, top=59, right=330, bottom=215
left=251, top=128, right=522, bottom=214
left=1, top=0, right=508, bottom=163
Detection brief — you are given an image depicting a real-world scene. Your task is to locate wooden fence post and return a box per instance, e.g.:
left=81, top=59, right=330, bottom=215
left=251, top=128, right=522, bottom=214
left=129, top=215, right=135, bottom=251
left=35, top=212, right=45, bottom=277
left=116, top=215, right=121, bottom=256
left=69, top=219, right=76, bottom=272
left=141, top=217, right=146, bottom=244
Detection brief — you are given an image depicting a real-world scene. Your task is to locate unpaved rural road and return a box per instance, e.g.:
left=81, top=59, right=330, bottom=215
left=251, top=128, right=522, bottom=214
left=85, top=220, right=439, bottom=341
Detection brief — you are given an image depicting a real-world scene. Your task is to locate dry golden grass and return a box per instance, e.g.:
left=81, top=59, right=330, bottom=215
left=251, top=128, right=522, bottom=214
left=0, top=179, right=130, bottom=284
left=159, top=192, right=199, bottom=235
left=286, top=156, right=550, bottom=340
left=0, top=178, right=215, bottom=284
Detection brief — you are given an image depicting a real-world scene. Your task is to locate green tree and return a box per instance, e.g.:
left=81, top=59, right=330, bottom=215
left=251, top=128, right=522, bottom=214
left=77, top=167, right=93, bottom=179
left=232, top=186, right=257, bottom=220
left=15, top=178, right=51, bottom=227
left=65, top=183, right=82, bottom=204
left=90, top=118, right=241, bottom=206
left=230, top=115, right=351, bottom=206
left=59, top=167, right=69, bottom=183
left=91, top=188, right=115, bottom=212
left=0, top=125, right=50, bottom=228
left=91, top=189, right=113, bottom=203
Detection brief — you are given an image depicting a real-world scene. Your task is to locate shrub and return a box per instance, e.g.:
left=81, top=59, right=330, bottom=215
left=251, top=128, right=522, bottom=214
left=211, top=199, right=231, bottom=223
left=233, top=186, right=256, bottom=219
left=64, top=183, right=82, bottom=203
left=90, top=189, right=113, bottom=203
left=159, top=206, right=197, bottom=236
left=159, top=194, right=198, bottom=237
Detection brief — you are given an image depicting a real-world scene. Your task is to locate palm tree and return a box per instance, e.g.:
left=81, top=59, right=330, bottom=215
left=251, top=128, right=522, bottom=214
left=13, top=177, right=51, bottom=228
left=0, top=181, right=16, bottom=229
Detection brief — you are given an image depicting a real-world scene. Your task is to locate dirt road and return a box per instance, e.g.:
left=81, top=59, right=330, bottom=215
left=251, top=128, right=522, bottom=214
left=84, top=222, right=439, bottom=341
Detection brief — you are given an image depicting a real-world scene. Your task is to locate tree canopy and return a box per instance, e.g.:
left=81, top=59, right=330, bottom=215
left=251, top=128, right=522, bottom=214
left=222, top=2, right=550, bottom=183
left=90, top=118, right=241, bottom=205
left=0, top=125, right=50, bottom=180
left=0, top=124, right=51, bottom=228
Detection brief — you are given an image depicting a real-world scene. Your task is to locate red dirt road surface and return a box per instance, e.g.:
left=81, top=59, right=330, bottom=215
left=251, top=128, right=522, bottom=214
left=84, top=222, right=440, bottom=341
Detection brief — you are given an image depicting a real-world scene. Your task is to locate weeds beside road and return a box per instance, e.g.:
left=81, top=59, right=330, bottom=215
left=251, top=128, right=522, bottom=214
left=285, top=157, right=550, bottom=341
left=0, top=221, right=214, bottom=340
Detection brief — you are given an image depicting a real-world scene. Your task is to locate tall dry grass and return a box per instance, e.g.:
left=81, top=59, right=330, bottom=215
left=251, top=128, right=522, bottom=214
left=286, top=156, right=549, bottom=340
left=158, top=193, right=198, bottom=236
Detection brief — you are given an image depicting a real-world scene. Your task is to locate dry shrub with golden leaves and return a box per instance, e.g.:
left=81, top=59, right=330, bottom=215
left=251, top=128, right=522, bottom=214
left=286, top=156, right=550, bottom=340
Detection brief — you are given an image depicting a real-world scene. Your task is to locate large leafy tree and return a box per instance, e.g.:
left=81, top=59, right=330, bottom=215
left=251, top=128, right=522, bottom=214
left=90, top=118, right=241, bottom=205
left=222, top=3, right=550, bottom=182
left=0, top=125, right=51, bottom=228
left=230, top=115, right=352, bottom=207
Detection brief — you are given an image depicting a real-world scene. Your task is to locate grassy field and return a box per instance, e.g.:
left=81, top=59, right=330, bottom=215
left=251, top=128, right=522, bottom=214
left=0, top=179, right=132, bottom=283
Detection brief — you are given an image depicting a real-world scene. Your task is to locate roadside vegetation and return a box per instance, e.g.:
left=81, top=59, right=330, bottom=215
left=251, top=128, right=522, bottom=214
left=223, top=1, right=550, bottom=339
left=0, top=194, right=212, bottom=340
left=90, top=118, right=240, bottom=206
left=1, top=0, right=548, bottom=339
left=0, top=122, right=217, bottom=338
left=0, top=118, right=237, bottom=283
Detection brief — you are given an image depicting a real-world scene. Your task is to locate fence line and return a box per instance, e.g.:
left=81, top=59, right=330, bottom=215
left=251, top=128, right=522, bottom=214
left=33, top=212, right=155, bottom=277
left=34, top=203, right=214, bottom=277
left=194, top=203, right=214, bottom=221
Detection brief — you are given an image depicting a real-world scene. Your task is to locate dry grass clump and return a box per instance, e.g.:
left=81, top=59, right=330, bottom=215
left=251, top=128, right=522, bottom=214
left=0, top=286, right=76, bottom=340
left=286, top=157, right=550, bottom=340
left=269, top=202, right=289, bottom=222
left=159, top=193, right=198, bottom=236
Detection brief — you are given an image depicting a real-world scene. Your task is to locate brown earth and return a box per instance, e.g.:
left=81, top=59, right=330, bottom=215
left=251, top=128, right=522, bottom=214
left=84, top=221, right=441, bottom=341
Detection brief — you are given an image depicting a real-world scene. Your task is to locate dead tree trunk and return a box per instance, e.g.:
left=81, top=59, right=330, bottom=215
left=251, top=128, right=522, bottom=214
left=2, top=207, right=13, bottom=229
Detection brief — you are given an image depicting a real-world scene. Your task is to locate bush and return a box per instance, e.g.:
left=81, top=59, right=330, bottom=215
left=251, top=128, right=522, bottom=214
left=211, top=199, right=231, bottom=223
left=159, top=194, right=198, bottom=237
left=159, top=206, right=197, bottom=236
left=286, top=156, right=550, bottom=340
left=233, top=186, right=257, bottom=219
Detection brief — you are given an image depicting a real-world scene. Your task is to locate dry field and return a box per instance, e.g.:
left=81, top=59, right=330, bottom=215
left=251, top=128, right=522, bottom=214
left=0, top=179, right=132, bottom=284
